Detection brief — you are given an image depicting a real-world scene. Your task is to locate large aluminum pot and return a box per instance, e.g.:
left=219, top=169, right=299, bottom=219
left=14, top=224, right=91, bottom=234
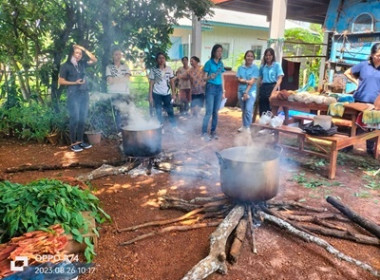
left=121, top=125, right=162, bottom=157
left=216, top=146, right=281, bottom=202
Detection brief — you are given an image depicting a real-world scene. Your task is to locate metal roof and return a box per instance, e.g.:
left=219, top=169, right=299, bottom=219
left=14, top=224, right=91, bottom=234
left=212, top=0, right=330, bottom=24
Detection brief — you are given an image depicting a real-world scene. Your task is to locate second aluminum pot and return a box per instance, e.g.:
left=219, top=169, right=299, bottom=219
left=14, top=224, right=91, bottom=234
left=121, top=125, right=162, bottom=157
left=216, top=146, right=281, bottom=202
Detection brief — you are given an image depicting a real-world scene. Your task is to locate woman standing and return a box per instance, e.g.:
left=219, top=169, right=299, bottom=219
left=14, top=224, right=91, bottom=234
left=176, top=56, right=191, bottom=115
left=149, top=52, right=184, bottom=134
left=202, top=44, right=225, bottom=140
left=344, top=42, right=380, bottom=154
left=59, top=44, right=97, bottom=152
left=106, top=47, right=131, bottom=131
left=236, top=50, right=259, bottom=132
left=258, top=48, right=284, bottom=115
left=187, top=56, right=205, bottom=118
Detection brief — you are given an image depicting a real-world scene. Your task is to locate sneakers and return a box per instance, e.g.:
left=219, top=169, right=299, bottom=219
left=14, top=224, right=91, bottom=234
left=71, top=144, right=83, bottom=153
left=210, top=132, right=219, bottom=140
left=201, top=133, right=211, bottom=141
left=173, top=127, right=185, bottom=135
left=79, top=142, right=92, bottom=149
left=258, top=129, right=274, bottom=135
left=238, top=126, right=251, bottom=133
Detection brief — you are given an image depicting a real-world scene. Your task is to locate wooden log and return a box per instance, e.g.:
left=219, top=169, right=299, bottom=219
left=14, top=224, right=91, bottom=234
left=181, top=205, right=245, bottom=280
left=259, top=210, right=380, bottom=278
left=269, top=201, right=328, bottom=213
left=119, top=200, right=229, bottom=232
left=118, top=207, right=205, bottom=232
left=119, top=221, right=221, bottom=246
left=247, top=206, right=257, bottom=254
left=5, top=160, right=126, bottom=173
left=326, top=196, right=380, bottom=239
left=229, top=217, right=248, bottom=264
left=300, top=224, right=380, bottom=246
left=285, top=213, right=349, bottom=223
left=76, top=161, right=140, bottom=181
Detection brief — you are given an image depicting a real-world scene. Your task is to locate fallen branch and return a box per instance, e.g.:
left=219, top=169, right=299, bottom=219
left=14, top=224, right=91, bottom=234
left=327, top=196, right=380, bottom=239
left=259, top=210, right=380, bottom=278
left=300, top=224, right=380, bottom=246
left=247, top=206, right=257, bottom=254
left=5, top=160, right=126, bottom=173
left=181, top=205, right=245, bottom=280
left=118, top=207, right=205, bottom=232
left=119, top=200, right=229, bottom=233
left=76, top=161, right=140, bottom=181
left=285, top=213, right=349, bottom=223
left=269, top=201, right=328, bottom=213
left=119, top=221, right=221, bottom=246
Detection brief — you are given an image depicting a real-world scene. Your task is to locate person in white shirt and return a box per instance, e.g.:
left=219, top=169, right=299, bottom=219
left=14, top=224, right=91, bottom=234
left=149, top=52, right=184, bottom=134
left=106, top=47, right=131, bottom=130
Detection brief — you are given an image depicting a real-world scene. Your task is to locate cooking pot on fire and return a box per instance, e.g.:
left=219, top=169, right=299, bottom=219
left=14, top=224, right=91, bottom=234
left=216, top=146, right=282, bottom=202
left=121, top=125, right=162, bottom=157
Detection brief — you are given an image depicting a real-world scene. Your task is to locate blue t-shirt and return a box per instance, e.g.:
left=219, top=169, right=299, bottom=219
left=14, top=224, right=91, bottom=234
left=203, top=59, right=225, bottom=85
left=351, top=60, right=380, bottom=103
left=259, top=62, right=284, bottom=84
left=236, top=64, right=259, bottom=94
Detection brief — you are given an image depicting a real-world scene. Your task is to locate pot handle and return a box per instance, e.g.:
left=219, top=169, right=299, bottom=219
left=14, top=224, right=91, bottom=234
left=215, top=152, right=227, bottom=169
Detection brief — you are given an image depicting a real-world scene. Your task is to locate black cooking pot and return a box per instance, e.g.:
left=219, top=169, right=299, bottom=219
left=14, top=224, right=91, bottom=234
left=121, top=125, right=162, bottom=157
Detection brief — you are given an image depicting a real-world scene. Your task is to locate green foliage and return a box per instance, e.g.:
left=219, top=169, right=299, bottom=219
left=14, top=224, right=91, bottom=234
left=0, top=179, right=110, bottom=262
left=0, top=101, right=68, bottom=142
left=284, top=27, right=323, bottom=87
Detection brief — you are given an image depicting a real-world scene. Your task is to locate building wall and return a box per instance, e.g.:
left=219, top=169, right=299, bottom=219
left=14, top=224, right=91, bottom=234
left=170, top=25, right=269, bottom=69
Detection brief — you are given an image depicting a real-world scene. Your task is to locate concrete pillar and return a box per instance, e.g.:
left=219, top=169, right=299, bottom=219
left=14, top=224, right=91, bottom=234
left=269, top=0, right=287, bottom=62
left=191, top=13, right=202, bottom=58
left=318, top=32, right=329, bottom=89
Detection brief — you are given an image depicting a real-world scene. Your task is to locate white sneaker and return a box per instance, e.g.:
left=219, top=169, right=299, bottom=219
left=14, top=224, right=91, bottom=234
left=245, top=127, right=251, bottom=133
left=258, top=129, right=273, bottom=135
left=237, top=126, right=244, bottom=132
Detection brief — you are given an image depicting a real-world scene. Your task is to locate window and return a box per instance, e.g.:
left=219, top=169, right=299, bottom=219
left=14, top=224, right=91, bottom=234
left=352, top=13, right=374, bottom=33
left=251, top=45, right=262, bottom=60
left=181, top=44, right=189, bottom=58
left=216, top=43, right=230, bottom=59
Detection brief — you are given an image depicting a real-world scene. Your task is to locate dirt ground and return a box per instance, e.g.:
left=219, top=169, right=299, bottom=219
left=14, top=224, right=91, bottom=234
left=0, top=108, right=379, bottom=280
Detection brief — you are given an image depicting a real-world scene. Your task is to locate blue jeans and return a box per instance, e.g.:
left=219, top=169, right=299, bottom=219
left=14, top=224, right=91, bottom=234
left=153, top=93, right=176, bottom=126
left=67, top=91, right=89, bottom=144
left=202, top=83, right=222, bottom=134
left=238, top=90, right=256, bottom=128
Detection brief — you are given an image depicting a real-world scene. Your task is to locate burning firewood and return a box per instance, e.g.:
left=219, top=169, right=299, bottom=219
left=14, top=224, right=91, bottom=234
left=181, top=205, right=245, bottom=280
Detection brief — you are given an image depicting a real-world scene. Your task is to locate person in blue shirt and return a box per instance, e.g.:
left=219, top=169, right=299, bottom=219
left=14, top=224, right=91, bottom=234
left=236, top=50, right=259, bottom=133
left=258, top=48, right=284, bottom=115
left=201, top=44, right=225, bottom=140
left=345, top=42, right=380, bottom=155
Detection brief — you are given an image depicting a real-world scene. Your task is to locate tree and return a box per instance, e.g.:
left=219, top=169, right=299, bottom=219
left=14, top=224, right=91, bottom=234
left=0, top=0, right=213, bottom=103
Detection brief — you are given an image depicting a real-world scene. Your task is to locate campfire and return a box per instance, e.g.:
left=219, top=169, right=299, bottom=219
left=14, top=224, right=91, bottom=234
left=117, top=194, right=380, bottom=279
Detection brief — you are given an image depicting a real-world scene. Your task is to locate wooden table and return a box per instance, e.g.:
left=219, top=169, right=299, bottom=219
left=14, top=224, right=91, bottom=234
left=252, top=123, right=380, bottom=179
left=270, top=99, right=360, bottom=137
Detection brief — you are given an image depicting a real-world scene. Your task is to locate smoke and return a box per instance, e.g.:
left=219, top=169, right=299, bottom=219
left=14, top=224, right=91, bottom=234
left=89, top=91, right=160, bottom=130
